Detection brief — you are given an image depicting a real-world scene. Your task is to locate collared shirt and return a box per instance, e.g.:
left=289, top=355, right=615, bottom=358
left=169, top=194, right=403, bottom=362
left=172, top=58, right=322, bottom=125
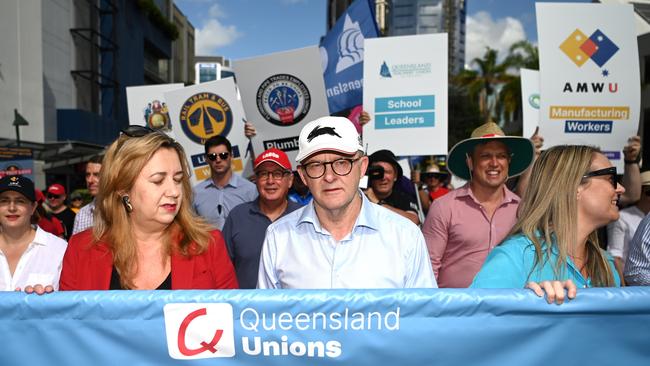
left=72, top=199, right=95, bottom=235
left=0, top=226, right=68, bottom=291
left=606, top=205, right=644, bottom=267
left=258, top=192, right=437, bottom=289
left=624, top=212, right=650, bottom=285
left=423, top=183, right=520, bottom=288
left=222, top=199, right=301, bottom=289
left=192, top=174, right=258, bottom=230
left=471, top=233, right=621, bottom=288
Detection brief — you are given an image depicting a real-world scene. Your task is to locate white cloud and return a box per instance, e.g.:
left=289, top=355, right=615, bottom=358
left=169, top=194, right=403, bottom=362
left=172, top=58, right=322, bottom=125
left=208, top=3, right=225, bottom=18
left=465, top=11, right=526, bottom=69
left=195, top=17, right=241, bottom=56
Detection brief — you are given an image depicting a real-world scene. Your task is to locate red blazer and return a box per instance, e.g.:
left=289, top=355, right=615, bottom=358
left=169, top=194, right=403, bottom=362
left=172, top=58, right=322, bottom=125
left=59, top=229, right=238, bottom=290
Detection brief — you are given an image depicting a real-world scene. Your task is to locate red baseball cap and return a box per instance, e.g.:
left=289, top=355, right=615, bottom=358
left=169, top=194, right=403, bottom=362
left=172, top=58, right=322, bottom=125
left=35, top=189, right=45, bottom=203
left=47, top=183, right=66, bottom=196
left=254, top=148, right=292, bottom=171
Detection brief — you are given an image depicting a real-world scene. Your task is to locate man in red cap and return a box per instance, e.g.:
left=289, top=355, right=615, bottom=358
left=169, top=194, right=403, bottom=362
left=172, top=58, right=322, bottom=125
left=221, top=148, right=300, bottom=289
left=46, top=183, right=76, bottom=240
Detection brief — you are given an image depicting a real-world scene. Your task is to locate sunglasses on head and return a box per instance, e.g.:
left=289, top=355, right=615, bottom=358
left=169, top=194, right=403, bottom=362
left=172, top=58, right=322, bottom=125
left=582, top=166, right=618, bottom=189
left=207, top=152, right=230, bottom=161
left=121, top=125, right=155, bottom=137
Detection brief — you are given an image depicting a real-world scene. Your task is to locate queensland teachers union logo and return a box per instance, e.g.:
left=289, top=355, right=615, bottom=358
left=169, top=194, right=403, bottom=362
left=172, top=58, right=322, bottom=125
left=560, top=29, right=619, bottom=69
left=164, top=303, right=235, bottom=360
left=256, top=74, right=311, bottom=126
left=179, top=92, right=233, bottom=144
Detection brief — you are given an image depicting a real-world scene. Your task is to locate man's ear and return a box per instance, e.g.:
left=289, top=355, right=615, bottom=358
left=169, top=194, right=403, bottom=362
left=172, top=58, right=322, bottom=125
left=466, top=153, right=473, bottom=172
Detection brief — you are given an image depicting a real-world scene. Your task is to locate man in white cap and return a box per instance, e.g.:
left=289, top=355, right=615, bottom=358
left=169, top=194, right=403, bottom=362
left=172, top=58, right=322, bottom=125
left=257, top=116, right=436, bottom=289
left=422, top=122, right=534, bottom=288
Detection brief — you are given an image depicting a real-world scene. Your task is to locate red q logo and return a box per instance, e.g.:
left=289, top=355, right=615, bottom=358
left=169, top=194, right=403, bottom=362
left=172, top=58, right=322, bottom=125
left=178, top=308, right=223, bottom=356
left=164, top=303, right=235, bottom=360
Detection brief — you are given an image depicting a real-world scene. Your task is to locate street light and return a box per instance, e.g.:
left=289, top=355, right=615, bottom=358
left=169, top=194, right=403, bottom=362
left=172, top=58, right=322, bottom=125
left=13, top=109, right=29, bottom=147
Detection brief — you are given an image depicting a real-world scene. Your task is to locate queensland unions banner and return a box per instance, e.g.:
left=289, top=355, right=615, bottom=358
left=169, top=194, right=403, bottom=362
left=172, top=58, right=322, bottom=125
left=363, top=34, right=448, bottom=156
left=164, top=79, right=252, bottom=185
left=2, top=289, right=649, bottom=365
left=520, top=68, right=540, bottom=138
left=234, top=47, right=330, bottom=163
left=536, top=3, right=640, bottom=170
left=320, top=0, right=379, bottom=114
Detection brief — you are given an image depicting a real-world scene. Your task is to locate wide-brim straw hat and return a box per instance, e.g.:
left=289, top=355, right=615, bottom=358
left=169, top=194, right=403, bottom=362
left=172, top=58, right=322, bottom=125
left=447, top=122, right=534, bottom=181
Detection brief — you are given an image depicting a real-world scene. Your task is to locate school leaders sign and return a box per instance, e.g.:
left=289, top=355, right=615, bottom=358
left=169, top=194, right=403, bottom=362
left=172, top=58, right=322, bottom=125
left=363, top=34, right=448, bottom=156
left=536, top=3, right=640, bottom=168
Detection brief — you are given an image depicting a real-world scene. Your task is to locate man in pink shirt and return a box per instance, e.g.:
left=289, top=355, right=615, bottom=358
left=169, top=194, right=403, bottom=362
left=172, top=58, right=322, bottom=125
left=422, top=122, right=534, bottom=288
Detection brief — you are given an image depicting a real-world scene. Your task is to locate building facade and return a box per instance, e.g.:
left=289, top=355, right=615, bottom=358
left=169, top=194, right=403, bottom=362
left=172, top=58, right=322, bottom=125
left=389, top=0, right=465, bottom=75
left=0, top=0, right=183, bottom=189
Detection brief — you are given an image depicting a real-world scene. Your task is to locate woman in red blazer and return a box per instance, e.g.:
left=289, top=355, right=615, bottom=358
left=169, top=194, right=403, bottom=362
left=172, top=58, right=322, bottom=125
left=60, top=126, right=238, bottom=290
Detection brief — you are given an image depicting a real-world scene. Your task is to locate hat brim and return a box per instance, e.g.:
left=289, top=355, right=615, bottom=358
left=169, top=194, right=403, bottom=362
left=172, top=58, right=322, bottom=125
left=447, top=136, right=534, bottom=181
left=0, top=187, right=36, bottom=202
left=254, top=158, right=291, bottom=171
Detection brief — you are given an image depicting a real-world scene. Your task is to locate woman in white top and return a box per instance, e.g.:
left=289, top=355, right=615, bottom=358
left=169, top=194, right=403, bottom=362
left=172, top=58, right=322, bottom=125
left=0, top=175, right=67, bottom=293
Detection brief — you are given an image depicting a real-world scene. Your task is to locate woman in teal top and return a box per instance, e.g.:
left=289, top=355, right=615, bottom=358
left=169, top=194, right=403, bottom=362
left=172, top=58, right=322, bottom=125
left=472, top=145, right=624, bottom=304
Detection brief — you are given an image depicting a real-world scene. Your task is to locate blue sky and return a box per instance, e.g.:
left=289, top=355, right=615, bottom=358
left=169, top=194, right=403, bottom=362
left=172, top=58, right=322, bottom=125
left=175, top=0, right=590, bottom=64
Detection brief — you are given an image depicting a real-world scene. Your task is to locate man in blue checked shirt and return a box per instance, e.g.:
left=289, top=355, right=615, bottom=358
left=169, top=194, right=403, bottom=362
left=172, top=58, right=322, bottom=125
left=257, top=116, right=437, bottom=289
left=625, top=212, right=650, bottom=285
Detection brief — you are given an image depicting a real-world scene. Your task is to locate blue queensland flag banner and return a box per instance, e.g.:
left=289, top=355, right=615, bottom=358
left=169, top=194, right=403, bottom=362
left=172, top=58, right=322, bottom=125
left=1, top=288, right=649, bottom=365
left=320, top=0, right=379, bottom=114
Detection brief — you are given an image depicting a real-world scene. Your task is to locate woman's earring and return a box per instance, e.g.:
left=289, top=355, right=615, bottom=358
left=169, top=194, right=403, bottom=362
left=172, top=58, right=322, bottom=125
left=122, top=195, right=133, bottom=213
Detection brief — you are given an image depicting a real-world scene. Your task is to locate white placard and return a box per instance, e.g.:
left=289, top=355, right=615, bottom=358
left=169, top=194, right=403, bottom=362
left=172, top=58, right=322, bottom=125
left=126, top=84, right=184, bottom=132
left=520, top=69, right=540, bottom=138
left=233, top=46, right=330, bottom=163
left=537, top=3, right=640, bottom=169
left=164, top=78, right=252, bottom=186
left=362, top=34, right=448, bottom=156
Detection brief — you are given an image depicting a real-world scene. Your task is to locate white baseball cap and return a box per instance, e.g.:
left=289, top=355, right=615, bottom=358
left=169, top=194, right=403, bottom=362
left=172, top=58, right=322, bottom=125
left=295, top=116, right=363, bottom=162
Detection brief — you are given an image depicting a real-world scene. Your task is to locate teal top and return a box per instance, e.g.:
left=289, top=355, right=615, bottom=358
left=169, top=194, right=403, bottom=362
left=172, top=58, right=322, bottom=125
left=471, top=233, right=621, bottom=288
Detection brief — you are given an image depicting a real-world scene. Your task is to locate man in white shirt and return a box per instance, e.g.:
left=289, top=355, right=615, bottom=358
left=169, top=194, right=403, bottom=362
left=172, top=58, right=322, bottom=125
left=257, top=116, right=436, bottom=289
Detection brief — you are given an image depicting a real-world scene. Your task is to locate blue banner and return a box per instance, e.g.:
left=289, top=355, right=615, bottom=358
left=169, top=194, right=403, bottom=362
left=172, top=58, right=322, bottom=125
left=320, top=0, right=379, bottom=114
left=1, top=289, right=649, bottom=365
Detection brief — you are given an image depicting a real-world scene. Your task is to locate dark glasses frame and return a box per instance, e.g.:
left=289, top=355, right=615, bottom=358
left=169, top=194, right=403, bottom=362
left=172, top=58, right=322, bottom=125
left=206, top=152, right=230, bottom=161
left=582, top=167, right=618, bottom=189
left=121, top=125, right=155, bottom=137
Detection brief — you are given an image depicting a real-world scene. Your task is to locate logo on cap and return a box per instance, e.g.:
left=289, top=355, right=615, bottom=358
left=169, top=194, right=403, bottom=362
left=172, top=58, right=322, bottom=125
left=262, top=151, right=280, bottom=159
left=307, top=126, right=341, bottom=142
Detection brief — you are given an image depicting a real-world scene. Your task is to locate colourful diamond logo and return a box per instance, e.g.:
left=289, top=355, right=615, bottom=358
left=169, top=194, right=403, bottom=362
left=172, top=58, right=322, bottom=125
left=560, top=28, right=618, bottom=68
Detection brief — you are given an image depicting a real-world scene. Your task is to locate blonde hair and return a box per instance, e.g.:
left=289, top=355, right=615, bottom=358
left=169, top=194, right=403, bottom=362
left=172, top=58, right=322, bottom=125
left=510, top=145, right=616, bottom=287
left=94, top=131, right=213, bottom=289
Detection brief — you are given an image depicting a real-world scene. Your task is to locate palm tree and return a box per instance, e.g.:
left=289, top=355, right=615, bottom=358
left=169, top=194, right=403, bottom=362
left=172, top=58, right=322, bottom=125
left=496, top=41, right=539, bottom=133
left=454, top=48, right=511, bottom=123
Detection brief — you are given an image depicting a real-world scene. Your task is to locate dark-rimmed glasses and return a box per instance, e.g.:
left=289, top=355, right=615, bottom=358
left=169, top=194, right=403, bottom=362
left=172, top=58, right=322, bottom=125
left=121, top=125, right=155, bottom=137
left=255, top=170, right=291, bottom=181
left=582, top=167, right=617, bottom=189
left=47, top=194, right=62, bottom=200
left=301, top=157, right=361, bottom=179
left=207, top=152, right=230, bottom=161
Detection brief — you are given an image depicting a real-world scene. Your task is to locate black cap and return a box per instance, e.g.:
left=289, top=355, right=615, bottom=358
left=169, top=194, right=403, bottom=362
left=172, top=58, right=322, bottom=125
left=0, top=175, right=36, bottom=202
left=368, top=149, right=403, bottom=178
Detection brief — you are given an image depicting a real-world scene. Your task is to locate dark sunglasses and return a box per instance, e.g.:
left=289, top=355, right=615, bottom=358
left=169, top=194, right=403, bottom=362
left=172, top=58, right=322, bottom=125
left=121, top=125, right=155, bottom=137
left=582, top=167, right=618, bottom=189
left=207, top=152, right=230, bottom=161
left=47, top=194, right=62, bottom=199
